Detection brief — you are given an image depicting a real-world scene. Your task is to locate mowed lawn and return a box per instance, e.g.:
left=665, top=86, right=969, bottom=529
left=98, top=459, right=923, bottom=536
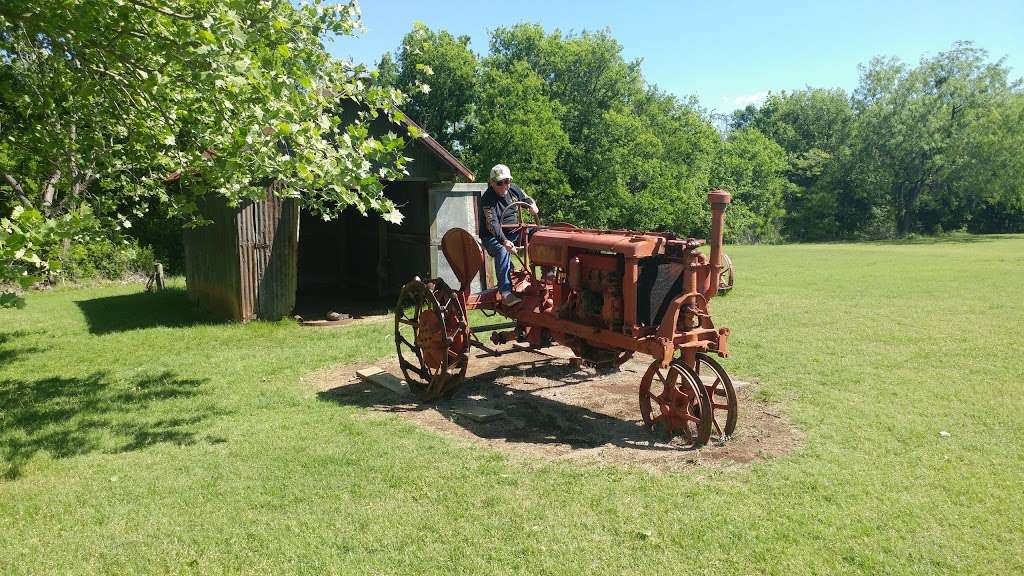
left=1, top=235, right=1022, bottom=575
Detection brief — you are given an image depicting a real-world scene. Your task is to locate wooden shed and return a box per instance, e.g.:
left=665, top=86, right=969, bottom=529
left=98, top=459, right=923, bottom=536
left=183, top=116, right=484, bottom=321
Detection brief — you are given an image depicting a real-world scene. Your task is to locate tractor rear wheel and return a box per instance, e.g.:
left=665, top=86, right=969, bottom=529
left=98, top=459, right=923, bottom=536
left=394, top=280, right=470, bottom=401
left=717, top=253, right=735, bottom=294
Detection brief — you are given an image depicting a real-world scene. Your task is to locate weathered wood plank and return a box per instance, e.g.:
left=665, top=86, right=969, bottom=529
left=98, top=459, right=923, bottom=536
left=448, top=403, right=504, bottom=422
left=357, top=368, right=409, bottom=395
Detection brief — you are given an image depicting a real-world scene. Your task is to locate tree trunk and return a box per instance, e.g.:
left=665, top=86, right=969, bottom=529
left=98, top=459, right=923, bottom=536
left=61, top=126, right=80, bottom=262
left=892, top=183, right=907, bottom=236
left=42, top=170, right=61, bottom=216
left=897, top=207, right=912, bottom=236
left=3, top=175, right=33, bottom=208
left=900, top=179, right=925, bottom=236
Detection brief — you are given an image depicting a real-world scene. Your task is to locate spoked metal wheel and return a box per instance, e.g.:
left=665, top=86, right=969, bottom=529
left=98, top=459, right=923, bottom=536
left=638, top=361, right=712, bottom=447
left=717, top=253, right=735, bottom=294
left=394, top=280, right=470, bottom=401
left=692, top=353, right=738, bottom=441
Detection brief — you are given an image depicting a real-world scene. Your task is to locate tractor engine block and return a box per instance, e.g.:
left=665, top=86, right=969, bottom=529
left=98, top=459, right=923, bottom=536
left=555, top=253, right=623, bottom=330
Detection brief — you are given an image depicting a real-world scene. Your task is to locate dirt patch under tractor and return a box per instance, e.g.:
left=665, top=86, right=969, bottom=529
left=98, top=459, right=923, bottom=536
left=308, top=347, right=801, bottom=474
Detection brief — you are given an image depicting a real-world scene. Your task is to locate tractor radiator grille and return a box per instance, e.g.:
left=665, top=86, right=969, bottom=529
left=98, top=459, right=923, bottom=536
left=636, top=257, right=683, bottom=327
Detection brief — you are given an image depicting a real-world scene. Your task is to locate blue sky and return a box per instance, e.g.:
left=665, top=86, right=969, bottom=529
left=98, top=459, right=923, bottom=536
left=327, top=0, right=1024, bottom=114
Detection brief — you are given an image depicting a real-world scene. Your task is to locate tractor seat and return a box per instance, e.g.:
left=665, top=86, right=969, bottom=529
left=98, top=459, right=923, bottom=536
left=441, top=228, right=485, bottom=295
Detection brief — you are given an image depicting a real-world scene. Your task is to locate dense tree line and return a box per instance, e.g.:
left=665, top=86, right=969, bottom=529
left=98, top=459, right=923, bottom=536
left=380, top=26, right=1024, bottom=241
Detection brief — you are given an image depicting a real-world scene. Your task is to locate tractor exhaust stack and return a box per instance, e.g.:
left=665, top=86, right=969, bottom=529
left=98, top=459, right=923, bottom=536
left=705, top=190, right=732, bottom=300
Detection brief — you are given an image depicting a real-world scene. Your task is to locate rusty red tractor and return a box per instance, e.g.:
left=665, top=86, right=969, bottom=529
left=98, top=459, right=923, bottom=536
left=394, top=190, right=736, bottom=447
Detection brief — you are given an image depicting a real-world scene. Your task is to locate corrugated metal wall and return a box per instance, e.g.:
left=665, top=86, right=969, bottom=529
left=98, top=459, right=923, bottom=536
left=183, top=195, right=242, bottom=320
left=184, top=189, right=298, bottom=321
left=236, top=192, right=299, bottom=321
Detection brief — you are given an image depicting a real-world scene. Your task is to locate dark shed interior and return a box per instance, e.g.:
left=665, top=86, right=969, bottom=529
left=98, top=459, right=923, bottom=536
left=291, top=111, right=477, bottom=319
left=294, top=181, right=433, bottom=318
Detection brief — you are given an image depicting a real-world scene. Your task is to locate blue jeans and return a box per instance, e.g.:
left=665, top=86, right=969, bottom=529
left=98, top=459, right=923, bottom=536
left=482, top=230, right=520, bottom=295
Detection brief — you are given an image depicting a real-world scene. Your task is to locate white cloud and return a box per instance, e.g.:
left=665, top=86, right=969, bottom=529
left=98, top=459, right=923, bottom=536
left=721, top=90, right=770, bottom=110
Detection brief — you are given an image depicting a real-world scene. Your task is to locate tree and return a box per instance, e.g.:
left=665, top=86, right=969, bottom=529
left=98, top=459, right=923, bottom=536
left=749, top=89, right=853, bottom=157
left=742, top=88, right=856, bottom=240
left=471, top=61, right=571, bottom=221
left=488, top=25, right=644, bottom=202
left=379, top=22, right=478, bottom=152
left=0, top=0, right=411, bottom=305
left=962, top=92, right=1024, bottom=232
left=635, top=90, right=722, bottom=235
left=728, top=104, right=758, bottom=131
left=481, top=24, right=724, bottom=233
left=711, top=127, right=788, bottom=243
left=851, top=42, right=1020, bottom=235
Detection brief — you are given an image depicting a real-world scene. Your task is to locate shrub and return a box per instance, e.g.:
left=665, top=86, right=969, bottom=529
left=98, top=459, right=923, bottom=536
left=48, top=236, right=156, bottom=283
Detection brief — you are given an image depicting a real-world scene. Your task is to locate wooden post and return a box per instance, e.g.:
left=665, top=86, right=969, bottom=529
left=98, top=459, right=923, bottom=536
left=147, top=262, right=165, bottom=292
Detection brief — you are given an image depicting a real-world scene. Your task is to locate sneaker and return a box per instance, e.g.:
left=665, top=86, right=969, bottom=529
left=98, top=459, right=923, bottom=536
left=502, top=292, right=522, bottom=306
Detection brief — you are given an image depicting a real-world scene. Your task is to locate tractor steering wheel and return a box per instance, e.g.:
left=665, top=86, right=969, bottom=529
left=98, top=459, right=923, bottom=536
left=498, top=201, right=542, bottom=239
left=497, top=200, right=541, bottom=269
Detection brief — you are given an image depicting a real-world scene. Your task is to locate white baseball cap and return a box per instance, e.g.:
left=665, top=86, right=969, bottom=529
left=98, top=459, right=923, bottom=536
left=489, top=164, right=512, bottom=182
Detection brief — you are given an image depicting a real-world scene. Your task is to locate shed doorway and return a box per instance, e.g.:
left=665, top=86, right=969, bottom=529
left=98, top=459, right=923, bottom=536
left=293, top=183, right=432, bottom=320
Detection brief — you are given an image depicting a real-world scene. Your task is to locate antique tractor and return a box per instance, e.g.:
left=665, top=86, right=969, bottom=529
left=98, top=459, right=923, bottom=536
left=394, top=190, right=736, bottom=446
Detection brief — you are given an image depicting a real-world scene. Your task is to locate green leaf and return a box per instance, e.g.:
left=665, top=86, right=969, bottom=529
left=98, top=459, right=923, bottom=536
left=382, top=209, right=404, bottom=225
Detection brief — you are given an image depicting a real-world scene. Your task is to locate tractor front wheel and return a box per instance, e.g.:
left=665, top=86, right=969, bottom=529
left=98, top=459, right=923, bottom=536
left=691, top=353, right=738, bottom=441
left=639, top=360, right=712, bottom=447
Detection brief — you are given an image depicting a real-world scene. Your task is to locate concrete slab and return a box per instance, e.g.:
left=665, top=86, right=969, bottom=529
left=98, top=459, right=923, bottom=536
left=300, top=318, right=356, bottom=328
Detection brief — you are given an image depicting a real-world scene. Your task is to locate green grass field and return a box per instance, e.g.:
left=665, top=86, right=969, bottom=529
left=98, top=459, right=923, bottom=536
left=2, top=235, right=1023, bottom=574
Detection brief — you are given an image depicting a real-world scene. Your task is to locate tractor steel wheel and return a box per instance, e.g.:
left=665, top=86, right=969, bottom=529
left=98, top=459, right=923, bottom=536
left=692, top=353, right=738, bottom=441
left=717, top=253, right=735, bottom=294
left=394, top=280, right=470, bottom=401
left=639, top=360, right=713, bottom=447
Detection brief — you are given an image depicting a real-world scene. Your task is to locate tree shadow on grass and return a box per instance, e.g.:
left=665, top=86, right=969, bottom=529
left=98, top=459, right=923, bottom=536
left=0, top=370, right=228, bottom=480
left=0, top=330, right=43, bottom=365
left=75, top=288, right=219, bottom=335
